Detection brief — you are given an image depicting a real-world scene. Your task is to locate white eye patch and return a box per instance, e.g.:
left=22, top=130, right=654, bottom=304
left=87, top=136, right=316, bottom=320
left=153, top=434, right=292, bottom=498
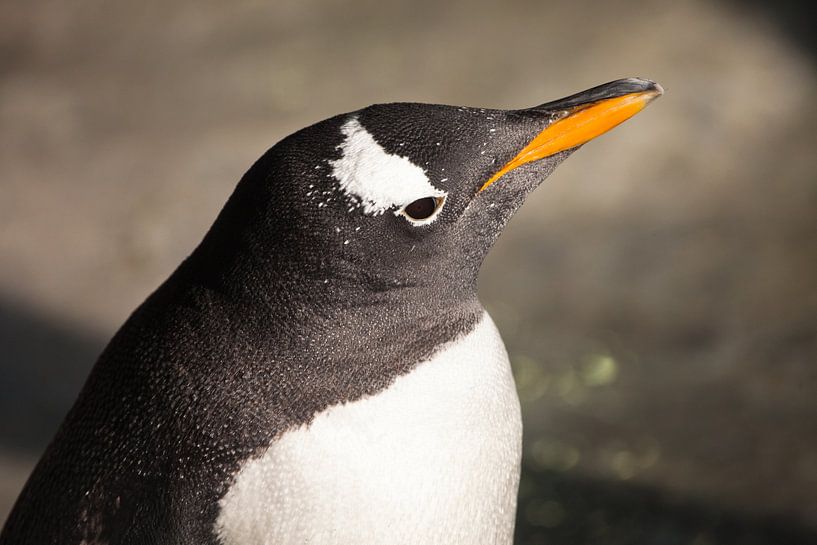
left=329, top=117, right=446, bottom=217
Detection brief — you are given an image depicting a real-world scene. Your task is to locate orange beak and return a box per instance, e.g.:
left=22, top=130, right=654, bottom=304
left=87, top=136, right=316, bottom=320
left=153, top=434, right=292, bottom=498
left=480, top=78, right=663, bottom=192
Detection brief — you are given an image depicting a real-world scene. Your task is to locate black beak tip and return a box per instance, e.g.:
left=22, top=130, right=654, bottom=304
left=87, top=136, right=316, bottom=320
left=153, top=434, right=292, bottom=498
left=607, top=77, right=664, bottom=97
left=524, top=77, right=664, bottom=113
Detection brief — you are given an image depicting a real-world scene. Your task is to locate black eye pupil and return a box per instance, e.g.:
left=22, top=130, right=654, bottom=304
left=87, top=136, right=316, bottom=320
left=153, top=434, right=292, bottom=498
left=404, top=197, right=439, bottom=220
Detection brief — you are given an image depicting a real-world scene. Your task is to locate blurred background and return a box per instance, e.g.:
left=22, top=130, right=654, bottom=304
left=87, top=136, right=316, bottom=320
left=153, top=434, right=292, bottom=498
left=1, top=0, right=816, bottom=543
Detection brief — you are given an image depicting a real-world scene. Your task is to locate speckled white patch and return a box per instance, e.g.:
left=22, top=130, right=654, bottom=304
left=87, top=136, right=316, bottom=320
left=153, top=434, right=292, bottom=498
left=329, top=117, right=446, bottom=216
left=215, top=311, right=523, bottom=545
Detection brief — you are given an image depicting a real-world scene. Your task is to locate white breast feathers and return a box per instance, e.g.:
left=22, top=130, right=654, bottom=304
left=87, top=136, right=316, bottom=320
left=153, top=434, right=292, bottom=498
left=215, top=311, right=523, bottom=545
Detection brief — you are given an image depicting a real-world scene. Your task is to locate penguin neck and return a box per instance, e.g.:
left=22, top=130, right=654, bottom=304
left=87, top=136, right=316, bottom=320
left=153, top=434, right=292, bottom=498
left=156, top=252, right=485, bottom=394
left=176, top=239, right=480, bottom=339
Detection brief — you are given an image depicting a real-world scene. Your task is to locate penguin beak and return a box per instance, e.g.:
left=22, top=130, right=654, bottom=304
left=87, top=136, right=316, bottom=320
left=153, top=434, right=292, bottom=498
left=479, top=77, right=663, bottom=192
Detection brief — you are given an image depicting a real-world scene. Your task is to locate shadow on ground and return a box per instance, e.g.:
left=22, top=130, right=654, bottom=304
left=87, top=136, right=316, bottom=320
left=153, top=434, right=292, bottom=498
left=0, top=298, right=103, bottom=455
left=726, top=0, right=817, bottom=61
left=516, top=463, right=817, bottom=545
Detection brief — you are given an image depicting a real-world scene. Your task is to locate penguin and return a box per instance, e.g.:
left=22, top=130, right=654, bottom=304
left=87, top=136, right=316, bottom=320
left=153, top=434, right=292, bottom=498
left=0, top=77, right=662, bottom=545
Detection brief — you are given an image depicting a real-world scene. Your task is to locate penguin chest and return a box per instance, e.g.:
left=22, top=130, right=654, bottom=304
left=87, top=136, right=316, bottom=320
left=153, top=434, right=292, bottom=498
left=215, top=312, right=523, bottom=545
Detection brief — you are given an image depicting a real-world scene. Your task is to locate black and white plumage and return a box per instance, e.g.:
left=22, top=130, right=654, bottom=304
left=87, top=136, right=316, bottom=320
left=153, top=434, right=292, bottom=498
left=0, top=78, right=661, bottom=545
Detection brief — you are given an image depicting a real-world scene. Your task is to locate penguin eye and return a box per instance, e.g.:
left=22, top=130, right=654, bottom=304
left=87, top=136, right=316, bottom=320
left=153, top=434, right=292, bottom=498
left=400, top=196, right=446, bottom=224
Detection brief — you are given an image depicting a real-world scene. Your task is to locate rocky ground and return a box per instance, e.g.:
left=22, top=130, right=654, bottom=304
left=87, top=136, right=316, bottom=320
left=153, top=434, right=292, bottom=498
left=2, top=1, right=816, bottom=542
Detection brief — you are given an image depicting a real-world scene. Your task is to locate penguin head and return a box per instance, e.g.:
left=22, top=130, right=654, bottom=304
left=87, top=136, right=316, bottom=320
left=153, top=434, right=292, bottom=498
left=199, top=78, right=662, bottom=304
